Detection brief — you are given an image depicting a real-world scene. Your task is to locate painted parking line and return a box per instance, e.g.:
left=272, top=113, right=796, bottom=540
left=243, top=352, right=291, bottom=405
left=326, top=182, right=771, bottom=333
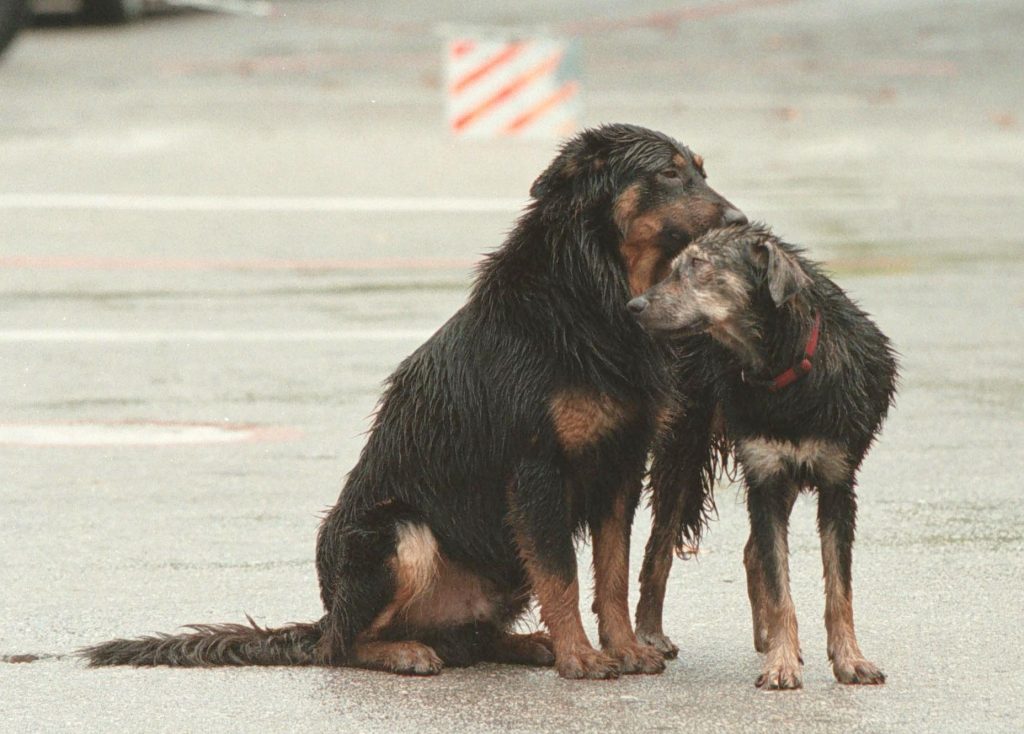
left=0, top=255, right=478, bottom=271
left=0, top=193, right=904, bottom=214
left=0, top=194, right=526, bottom=213
left=0, top=421, right=300, bottom=447
left=0, top=329, right=437, bottom=343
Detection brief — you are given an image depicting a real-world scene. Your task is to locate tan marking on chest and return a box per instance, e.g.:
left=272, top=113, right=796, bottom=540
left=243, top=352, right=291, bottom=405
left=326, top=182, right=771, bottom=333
left=737, top=437, right=852, bottom=486
left=550, top=390, right=632, bottom=453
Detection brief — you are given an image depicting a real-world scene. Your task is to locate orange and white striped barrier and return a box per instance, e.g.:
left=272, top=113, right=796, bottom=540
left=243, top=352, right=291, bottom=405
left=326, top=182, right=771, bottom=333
left=445, top=37, right=582, bottom=138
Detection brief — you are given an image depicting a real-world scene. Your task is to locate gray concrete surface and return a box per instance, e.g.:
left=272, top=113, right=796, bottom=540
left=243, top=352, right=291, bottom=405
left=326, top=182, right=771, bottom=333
left=1, top=0, right=1023, bottom=731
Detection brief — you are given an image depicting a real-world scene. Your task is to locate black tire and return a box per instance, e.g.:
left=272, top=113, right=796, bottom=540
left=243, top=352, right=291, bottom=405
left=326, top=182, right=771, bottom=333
left=0, top=0, right=29, bottom=57
left=83, top=0, right=145, bottom=24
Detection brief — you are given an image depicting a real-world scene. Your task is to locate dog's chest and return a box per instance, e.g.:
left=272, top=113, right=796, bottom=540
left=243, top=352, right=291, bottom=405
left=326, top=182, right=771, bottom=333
left=735, top=436, right=851, bottom=487
left=548, top=389, right=641, bottom=454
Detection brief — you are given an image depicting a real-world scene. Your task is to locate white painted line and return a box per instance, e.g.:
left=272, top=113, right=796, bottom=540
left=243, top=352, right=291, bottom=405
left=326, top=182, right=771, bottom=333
left=0, top=193, right=903, bottom=214
left=0, top=329, right=436, bottom=343
left=162, top=0, right=273, bottom=17
left=0, top=421, right=299, bottom=447
left=0, top=194, right=527, bottom=213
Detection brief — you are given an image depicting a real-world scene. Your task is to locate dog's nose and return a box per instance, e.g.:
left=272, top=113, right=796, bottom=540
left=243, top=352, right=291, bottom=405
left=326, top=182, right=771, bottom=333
left=627, top=296, right=649, bottom=315
left=722, top=207, right=748, bottom=226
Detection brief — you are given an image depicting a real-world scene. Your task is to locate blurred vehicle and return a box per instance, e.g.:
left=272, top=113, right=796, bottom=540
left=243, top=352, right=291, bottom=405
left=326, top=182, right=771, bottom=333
left=0, top=0, right=29, bottom=56
left=33, top=0, right=147, bottom=23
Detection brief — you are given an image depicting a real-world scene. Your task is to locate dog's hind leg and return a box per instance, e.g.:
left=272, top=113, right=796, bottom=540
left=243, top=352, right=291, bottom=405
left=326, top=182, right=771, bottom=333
left=635, top=518, right=680, bottom=658
left=637, top=396, right=717, bottom=659
left=508, top=459, right=619, bottom=680
left=743, top=532, right=770, bottom=653
left=315, top=510, right=445, bottom=674
left=817, top=480, right=885, bottom=685
left=592, top=486, right=665, bottom=674
left=746, top=476, right=803, bottom=690
left=636, top=452, right=685, bottom=659
left=488, top=631, right=556, bottom=666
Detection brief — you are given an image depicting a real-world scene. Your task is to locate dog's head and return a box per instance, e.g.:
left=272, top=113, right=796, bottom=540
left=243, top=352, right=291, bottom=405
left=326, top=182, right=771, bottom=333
left=627, top=224, right=810, bottom=363
left=530, top=124, right=746, bottom=296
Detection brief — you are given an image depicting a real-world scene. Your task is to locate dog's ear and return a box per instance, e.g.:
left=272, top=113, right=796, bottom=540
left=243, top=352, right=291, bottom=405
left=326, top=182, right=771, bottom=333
left=531, top=133, right=609, bottom=200
left=530, top=155, right=607, bottom=200
left=529, top=168, right=557, bottom=199
left=754, top=240, right=810, bottom=306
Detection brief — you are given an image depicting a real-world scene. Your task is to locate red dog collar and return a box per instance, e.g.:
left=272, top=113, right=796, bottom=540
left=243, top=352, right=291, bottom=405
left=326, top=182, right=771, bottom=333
left=768, top=311, right=822, bottom=392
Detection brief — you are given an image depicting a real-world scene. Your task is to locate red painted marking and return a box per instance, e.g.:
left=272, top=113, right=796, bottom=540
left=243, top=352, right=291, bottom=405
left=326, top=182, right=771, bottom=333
left=844, top=59, right=957, bottom=78
left=452, top=52, right=563, bottom=133
left=0, top=255, right=479, bottom=272
left=450, top=40, right=476, bottom=59
left=503, top=81, right=579, bottom=135
left=450, top=42, right=525, bottom=95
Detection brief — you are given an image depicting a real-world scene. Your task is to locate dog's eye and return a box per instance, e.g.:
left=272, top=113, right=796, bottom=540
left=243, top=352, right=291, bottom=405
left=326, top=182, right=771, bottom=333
left=690, top=257, right=712, bottom=278
left=659, top=169, right=680, bottom=180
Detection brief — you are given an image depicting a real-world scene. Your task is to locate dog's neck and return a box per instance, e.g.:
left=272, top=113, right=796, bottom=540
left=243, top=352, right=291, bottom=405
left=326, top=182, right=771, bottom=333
left=715, top=300, right=818, bottom=387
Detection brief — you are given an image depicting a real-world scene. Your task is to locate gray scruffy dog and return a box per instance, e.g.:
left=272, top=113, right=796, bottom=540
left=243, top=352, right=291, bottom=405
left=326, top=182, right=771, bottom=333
left=628, top=223, right=897, bottom=689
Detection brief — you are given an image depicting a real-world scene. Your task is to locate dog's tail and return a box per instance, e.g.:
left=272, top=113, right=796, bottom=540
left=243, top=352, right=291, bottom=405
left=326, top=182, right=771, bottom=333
left=79, top=615, right=324, bottom=667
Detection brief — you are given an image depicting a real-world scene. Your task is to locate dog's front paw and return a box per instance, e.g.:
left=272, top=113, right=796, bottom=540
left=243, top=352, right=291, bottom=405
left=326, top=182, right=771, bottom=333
left=756, top=650, right=803, bottom=690
left=636, top=629, right=679, bottom=659
left=606, top=641, right=666, bottom=675
left=833, top=656, right=885, bottom=685
left=555, top=646, right=620, bottom=680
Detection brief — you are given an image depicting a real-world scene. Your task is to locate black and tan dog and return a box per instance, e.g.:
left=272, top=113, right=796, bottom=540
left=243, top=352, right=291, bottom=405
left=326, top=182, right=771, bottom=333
left=81, top=124, right=745, bottom=679
left=629, top=224, right=897, bottom=689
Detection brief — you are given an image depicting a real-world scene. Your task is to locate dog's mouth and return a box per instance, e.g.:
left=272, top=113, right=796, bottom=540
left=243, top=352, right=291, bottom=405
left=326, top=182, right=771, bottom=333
left=634, top=311, right=708, bottom=335
left=628, top=299, right=708, bottom=336
left=660, top=318, right=708, bottom=337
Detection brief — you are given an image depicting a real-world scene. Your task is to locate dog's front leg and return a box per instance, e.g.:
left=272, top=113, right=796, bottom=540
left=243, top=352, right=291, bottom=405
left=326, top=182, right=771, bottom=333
left=746, top=475, right=802, bottom=690
left=508, top=459, right=619, bottom=680
left=818, top=480, right=885, bottom=685
left=592, top=487, right=665, bottom=674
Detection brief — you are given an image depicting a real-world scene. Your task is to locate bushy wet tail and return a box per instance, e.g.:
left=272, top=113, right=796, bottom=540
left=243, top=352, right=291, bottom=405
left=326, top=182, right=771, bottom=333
left=80, top=615, right=324, bottom=667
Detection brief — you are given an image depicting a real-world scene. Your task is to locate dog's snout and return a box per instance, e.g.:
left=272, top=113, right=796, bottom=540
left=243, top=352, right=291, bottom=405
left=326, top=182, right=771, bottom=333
left=722, top=207, right=748, bottom=226
left=627, top=296, right=649, bottom=315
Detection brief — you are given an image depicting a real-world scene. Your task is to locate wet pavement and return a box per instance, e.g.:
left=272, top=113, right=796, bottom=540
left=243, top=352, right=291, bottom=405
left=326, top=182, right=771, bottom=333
left=2, top=0, right=1023, bottom=731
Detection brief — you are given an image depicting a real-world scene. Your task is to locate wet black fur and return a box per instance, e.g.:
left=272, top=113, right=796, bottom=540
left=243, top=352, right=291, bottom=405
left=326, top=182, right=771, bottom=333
left=661, top=224, right=899, bottom=452
left=81, top=124, right=740, bottom=670
left=632, top=223, right=898, bottom=670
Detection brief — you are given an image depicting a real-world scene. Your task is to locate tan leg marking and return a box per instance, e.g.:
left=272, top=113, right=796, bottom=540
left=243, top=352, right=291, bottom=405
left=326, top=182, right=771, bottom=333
left=821, top=527, right=885, bottom=684
left=350, top=640, right=443, bottom=676
left=756, top=521, right=803, bottom=690
left=531, top=573, right=618, bottom=679
left=635, top=532, right=678, bottom=658
left=367, top=523, right=502, bottom=637
left=744, top=534, right=770, bottom=653
left=363, top=523, right=438, bottom=636
left=489, top=631, right=555, bottom=667
left=592, top=494, right=665, bottom=674
left=512, top=515, right=618, bottom=680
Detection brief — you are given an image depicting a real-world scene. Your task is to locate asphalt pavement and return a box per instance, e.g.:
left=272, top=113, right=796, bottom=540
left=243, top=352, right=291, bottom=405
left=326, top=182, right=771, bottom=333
left=1, top=0, right=1022, bottom=732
